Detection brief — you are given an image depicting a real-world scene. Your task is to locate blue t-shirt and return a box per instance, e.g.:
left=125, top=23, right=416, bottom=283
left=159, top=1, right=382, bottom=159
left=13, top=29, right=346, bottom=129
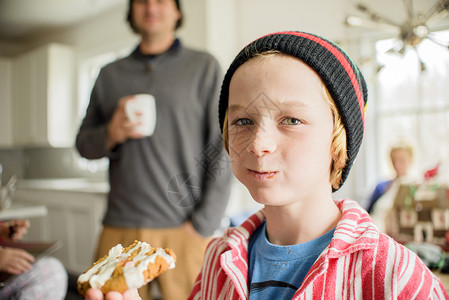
left=248, top=222, right=335, bottom=299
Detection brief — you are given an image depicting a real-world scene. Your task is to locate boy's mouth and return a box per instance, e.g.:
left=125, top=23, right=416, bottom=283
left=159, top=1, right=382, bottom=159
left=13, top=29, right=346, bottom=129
left=248, top=169, right=278, bottom=179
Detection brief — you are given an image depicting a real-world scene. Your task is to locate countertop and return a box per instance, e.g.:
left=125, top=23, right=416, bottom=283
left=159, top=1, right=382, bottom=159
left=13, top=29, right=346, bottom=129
left=0, top=203, right=48, bottom=220
left=16, top=178, right=109, bottom=194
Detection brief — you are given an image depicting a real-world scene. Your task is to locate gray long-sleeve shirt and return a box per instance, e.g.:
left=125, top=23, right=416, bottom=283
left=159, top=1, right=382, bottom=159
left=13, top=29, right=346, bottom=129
left=76, top=40, right=232, bottom=236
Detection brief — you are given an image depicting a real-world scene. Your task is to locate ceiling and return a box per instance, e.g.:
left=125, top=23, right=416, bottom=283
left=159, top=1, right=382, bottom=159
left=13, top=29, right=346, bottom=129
left=0, top=0, right=125, bottom=41
left=0, top=0, right=448, bottom=45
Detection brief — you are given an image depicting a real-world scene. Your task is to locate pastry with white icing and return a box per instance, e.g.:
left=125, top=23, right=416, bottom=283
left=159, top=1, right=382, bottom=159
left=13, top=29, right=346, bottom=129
left=77, top=240, right=176, bottom=296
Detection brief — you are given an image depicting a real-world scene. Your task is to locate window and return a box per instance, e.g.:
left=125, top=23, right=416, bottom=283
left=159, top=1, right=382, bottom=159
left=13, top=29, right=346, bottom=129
left=374, top=30, right=449, bottom=183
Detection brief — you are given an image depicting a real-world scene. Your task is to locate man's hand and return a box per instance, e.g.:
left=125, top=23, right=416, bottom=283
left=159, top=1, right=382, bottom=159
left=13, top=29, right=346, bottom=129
left=182, top=221, right=204, bottom=240
left=107, top=96, right=144, bottom=149
left=0, top=247, right=34, bottom=275
left=85, top=288, right=141, bottom=300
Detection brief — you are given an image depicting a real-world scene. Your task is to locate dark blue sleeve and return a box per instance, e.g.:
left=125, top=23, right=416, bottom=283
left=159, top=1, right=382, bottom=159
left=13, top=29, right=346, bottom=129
left=366, top=180, right=392, bottom=213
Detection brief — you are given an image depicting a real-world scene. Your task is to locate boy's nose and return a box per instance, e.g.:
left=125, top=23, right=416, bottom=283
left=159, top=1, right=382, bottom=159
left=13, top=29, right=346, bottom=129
left=247, top=125, right=277, bottom=157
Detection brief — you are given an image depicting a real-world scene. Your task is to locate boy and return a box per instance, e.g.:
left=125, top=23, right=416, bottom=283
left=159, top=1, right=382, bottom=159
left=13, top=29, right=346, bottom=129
left=85, top=31, right=448, bottom=299
left=188, top=31, right=448, bottom=299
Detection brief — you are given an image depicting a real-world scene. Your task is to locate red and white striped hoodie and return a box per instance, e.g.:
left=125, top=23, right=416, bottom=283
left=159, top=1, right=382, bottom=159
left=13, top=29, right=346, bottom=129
left=189, top=199, right=448, bottom=299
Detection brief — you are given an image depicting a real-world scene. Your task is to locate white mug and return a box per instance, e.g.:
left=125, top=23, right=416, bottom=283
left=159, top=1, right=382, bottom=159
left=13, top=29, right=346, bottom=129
left=125, top=94, right=157, bottom=136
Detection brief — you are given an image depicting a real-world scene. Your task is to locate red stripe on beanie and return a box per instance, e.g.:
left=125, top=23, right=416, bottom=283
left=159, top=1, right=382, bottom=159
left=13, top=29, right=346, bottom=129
left=266, top=31, right=366, bottom=129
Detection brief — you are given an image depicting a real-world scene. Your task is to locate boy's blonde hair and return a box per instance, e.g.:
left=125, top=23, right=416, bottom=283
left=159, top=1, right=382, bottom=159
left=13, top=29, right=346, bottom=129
left=222, top=52, right=348, bottom=190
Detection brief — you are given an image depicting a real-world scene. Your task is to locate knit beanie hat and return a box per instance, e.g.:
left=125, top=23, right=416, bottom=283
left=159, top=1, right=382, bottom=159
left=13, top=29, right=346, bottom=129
left=219, top=31, right=368, bottom=189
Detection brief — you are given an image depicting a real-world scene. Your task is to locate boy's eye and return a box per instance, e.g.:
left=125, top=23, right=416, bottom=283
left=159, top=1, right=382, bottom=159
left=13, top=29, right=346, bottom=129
left=233, top=118, right=254, bottom=126
left=281, top=117, right=301, bottom=125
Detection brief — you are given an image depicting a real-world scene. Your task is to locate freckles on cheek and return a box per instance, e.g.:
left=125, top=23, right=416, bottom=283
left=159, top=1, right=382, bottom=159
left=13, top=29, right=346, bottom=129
left=227, top=129, right=252, bottom=157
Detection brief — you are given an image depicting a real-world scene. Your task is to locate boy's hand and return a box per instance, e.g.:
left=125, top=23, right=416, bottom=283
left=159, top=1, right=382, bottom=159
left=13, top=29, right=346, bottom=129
left=85, top=288, right=141, bottom=300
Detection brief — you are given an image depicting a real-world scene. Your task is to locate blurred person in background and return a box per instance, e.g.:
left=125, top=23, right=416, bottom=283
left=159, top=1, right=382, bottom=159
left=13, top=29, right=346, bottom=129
left=75, top=0, right=232, bottom=299
left=0, top=219, right=67, bottom=300
left=366, top=143, right=415, bottom=234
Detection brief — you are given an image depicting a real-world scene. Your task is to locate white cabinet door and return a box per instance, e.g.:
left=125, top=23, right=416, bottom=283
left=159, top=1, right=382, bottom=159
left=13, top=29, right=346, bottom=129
left=11, top=44, right=75, bottom=147
left=12, top=53, right=33, bottom=145
left=14, top=188, right=106, bottom=274
left=0, top=57, right=13, bottom=147
left=46, top=45, right=75, bottom=147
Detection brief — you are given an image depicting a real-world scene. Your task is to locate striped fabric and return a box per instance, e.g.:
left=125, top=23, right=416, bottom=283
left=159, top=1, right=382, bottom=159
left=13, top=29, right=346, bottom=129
left=188, top=199, right=449, bottom=299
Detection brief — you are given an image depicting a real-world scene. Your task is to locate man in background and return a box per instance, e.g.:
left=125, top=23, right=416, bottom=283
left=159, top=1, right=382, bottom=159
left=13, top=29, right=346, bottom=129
left=76, top=0, right=232, bottom=299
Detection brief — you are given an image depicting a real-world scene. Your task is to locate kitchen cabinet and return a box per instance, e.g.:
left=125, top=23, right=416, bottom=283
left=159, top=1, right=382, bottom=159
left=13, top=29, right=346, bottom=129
left=11, top=43, right=75, bottom=147
left=0, top=57, right=13, bottom=147
left=13, top=179, right=108, bottom=273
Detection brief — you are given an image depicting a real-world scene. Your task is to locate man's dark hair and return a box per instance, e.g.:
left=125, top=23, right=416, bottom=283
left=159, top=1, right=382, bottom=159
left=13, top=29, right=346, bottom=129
left=126, top=0, right=183, bottom=33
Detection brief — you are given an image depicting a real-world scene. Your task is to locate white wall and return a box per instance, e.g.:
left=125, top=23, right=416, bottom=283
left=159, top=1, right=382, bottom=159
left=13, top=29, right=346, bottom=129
left=205, top=0, right=238, bottom=69
left=0, top=58, right=13, bottom=147
left=235, top=0, right=350, bottom=45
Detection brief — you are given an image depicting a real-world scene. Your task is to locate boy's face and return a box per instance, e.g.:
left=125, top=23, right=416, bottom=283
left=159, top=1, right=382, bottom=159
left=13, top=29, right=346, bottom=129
left=132, top=0, right=180, bottom=37
left=227, top=55, right=334, bottom=206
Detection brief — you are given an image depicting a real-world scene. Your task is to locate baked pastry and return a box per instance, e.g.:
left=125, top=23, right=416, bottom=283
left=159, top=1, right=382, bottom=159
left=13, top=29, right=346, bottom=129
left=77, top=240, right=176, bottom=296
